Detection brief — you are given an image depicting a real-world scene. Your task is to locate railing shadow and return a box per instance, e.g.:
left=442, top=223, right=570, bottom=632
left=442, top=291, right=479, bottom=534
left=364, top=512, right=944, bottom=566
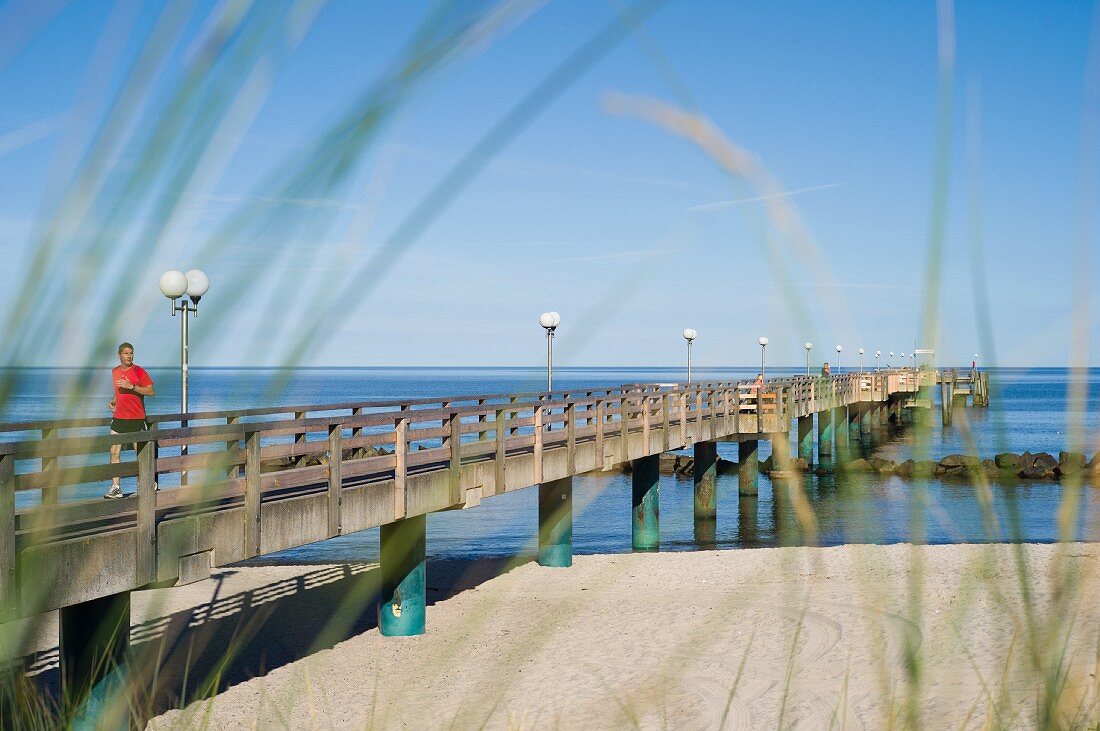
left=22, top=556, right=531, bottom=720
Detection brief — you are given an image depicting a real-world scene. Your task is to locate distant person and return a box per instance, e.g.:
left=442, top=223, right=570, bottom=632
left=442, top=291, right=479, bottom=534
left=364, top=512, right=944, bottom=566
left=821, top=362, right=831, bottom=377
left=752, top=373, right=764, bottom=390
left=105, top=342, right=155, bottom=499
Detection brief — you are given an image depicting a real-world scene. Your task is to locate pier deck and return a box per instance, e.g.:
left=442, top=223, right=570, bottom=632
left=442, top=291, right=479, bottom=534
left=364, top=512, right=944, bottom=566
left=0, top=369, right=920, bottom=622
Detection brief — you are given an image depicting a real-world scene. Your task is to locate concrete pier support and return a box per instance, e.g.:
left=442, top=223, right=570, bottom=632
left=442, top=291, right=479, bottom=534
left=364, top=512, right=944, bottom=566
left=631, top=454, right=660, bottom=551
left=60, top=590, right=130, bottom=710
left=817, top=409, right=833, bottom=460
left=738, top=494, right=759, bottom=544
left=769, top=433, right=791, bottom=473
left=738, top=440, right=759, bottom=496
left=797, top=415, right=814, bottom=467
left=940, top=379, right=953, bottom=427
left=832, top=407, right=849, bottom=463
left=538, top=477, right=572, bottom=567
left=693, top=441, right=718, bottom=521
left=379, top=514, right=426, bottom=636
left=859, top=403, right=872, bottom=436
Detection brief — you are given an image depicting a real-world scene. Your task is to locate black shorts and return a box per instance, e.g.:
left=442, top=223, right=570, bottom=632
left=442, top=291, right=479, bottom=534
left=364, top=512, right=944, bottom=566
left=110, top=418, right=148, bottom=434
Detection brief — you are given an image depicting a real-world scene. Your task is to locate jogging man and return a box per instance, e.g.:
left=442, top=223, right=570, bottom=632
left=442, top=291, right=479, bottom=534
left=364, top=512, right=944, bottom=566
left=105, top=342, right=155, bottom=499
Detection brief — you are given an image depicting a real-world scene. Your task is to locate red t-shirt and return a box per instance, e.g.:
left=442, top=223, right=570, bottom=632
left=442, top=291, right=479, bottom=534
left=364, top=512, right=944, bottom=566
left=112, top=365, right=152, bottom=419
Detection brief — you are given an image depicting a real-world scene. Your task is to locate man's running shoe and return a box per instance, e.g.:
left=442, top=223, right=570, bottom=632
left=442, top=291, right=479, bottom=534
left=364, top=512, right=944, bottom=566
left=104, top=485, right=124, bottom=499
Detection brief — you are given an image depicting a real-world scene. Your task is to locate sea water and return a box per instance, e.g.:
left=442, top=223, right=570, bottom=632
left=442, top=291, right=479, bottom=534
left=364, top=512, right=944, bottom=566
left=1, top=367, right=1097, bottom=562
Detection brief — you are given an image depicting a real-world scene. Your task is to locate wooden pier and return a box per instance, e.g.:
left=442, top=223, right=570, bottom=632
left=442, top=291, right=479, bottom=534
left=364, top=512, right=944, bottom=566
left=0, top=369, right=925, bottom=698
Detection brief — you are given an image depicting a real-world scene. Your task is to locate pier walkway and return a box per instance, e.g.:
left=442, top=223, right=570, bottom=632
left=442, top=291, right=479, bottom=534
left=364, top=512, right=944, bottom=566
left=0, top=369, right=923, bottom=696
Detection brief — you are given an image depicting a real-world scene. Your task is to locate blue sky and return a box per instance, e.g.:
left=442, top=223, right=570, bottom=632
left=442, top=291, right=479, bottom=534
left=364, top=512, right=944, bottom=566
left=0, top=0, right=1097, bottom=368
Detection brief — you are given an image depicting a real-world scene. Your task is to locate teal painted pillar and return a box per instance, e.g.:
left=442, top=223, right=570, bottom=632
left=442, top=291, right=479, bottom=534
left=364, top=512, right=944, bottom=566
left=738, top=439, right=759, bottom=496
left=797, top=415, right=814, bottom=467
left=631, top=454, right=660, bottom=551
left=61, top=590, right=131, bottom=729
left=538, top=477, right=572, bottom=567
left=817, top=409, right=833, bottom=460
left=832, top=407, right=849, bottom=463
left=693, top=441, right=718, bottom=521
left=379, top=514, right=426, bottom=636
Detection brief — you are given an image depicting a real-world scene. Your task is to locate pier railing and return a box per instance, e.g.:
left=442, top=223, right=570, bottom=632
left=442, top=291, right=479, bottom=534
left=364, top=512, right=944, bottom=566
left=0, top=369, right=919, bottom=618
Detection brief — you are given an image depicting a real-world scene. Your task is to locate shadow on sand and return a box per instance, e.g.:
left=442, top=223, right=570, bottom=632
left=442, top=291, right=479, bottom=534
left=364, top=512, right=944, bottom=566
left=23, top=556, right=531, bottom=721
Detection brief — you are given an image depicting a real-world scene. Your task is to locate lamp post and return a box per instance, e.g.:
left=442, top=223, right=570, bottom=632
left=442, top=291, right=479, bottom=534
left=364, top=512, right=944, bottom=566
left=900, top=352, right=906, bottom=370
left=875, top=350, right=881, bottom=371
left=835, top=344, right=842, bottom=373
left=858, top=348, right=865, bottom=374
left=889, top=351, right=895, bottom=368
left=538, top=311, right=560, bottom=392
left=160, top=269, right=209, bottom=485
left=682, top=328, right=697, bottom=383
left=758, top=337, right=768, bottom=380
left=973, top=353, right=979, bottom=369
left=804, top=342, right=813, bottom=376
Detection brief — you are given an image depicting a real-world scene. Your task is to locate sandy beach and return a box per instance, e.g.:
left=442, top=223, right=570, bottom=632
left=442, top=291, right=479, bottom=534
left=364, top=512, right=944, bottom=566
left=106, top=542, right=1098, bottom=729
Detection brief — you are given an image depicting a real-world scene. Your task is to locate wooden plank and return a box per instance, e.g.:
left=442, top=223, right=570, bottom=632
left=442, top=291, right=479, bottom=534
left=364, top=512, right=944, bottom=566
left=135, top=437, right=157, bottom=585
left=327, top=425, right=342, bottom=538
left=243, top=431, right=261, bottom=557
left=15, top=462, right=136, bottom=492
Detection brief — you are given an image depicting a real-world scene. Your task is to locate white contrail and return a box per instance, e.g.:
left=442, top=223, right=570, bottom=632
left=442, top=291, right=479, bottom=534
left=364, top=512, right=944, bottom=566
left=686, top=182, right=845, bottom=212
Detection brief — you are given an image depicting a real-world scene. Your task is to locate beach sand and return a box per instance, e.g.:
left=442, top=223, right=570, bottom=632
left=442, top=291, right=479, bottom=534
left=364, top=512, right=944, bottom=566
left=126, top=542, right=1100, bottom=729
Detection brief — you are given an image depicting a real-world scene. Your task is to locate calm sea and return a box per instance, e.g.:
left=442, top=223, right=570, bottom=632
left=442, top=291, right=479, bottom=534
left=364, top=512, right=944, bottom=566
left=2, top=367, right=1098, bottom=562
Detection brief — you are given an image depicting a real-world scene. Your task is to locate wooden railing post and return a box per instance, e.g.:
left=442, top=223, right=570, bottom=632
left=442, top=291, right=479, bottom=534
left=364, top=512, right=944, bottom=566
left=351, top=406, right=364, bottom=459
left=293, top=411, right=307, bottom=467
left=566, top=401, right=576, bottom=472
left=226, top=415, right=240, bottom=478
left=327, top=424, right=342, bottom=538
left=243, top=430, right=261, bottom=557
left=534, top=406, right=544, bottom=483
left=394, top=417, right=408, bottom=519
left=620, top=395, right=631, bottom=461
left=135, top=435, right=157, bottom=585
left=0, top=453, right=15, bottom=619
left=595, top=399, right=606, bottom=467
left=41, top=427, right=57, bottom=504
left=757, top=382, right=764, bottom=434
left=477, top=399, right=488, bottom=442
left=448, top=412, right=461, bottom=505
left=662, top=392, right=671, bottom=450
left=694, top=390, right=703, bottom=441
left=679, top=391, right=687, bottom=446
left=642, top=394, right=651, bottom=454
left=494, top=408, right=506, bottom=492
